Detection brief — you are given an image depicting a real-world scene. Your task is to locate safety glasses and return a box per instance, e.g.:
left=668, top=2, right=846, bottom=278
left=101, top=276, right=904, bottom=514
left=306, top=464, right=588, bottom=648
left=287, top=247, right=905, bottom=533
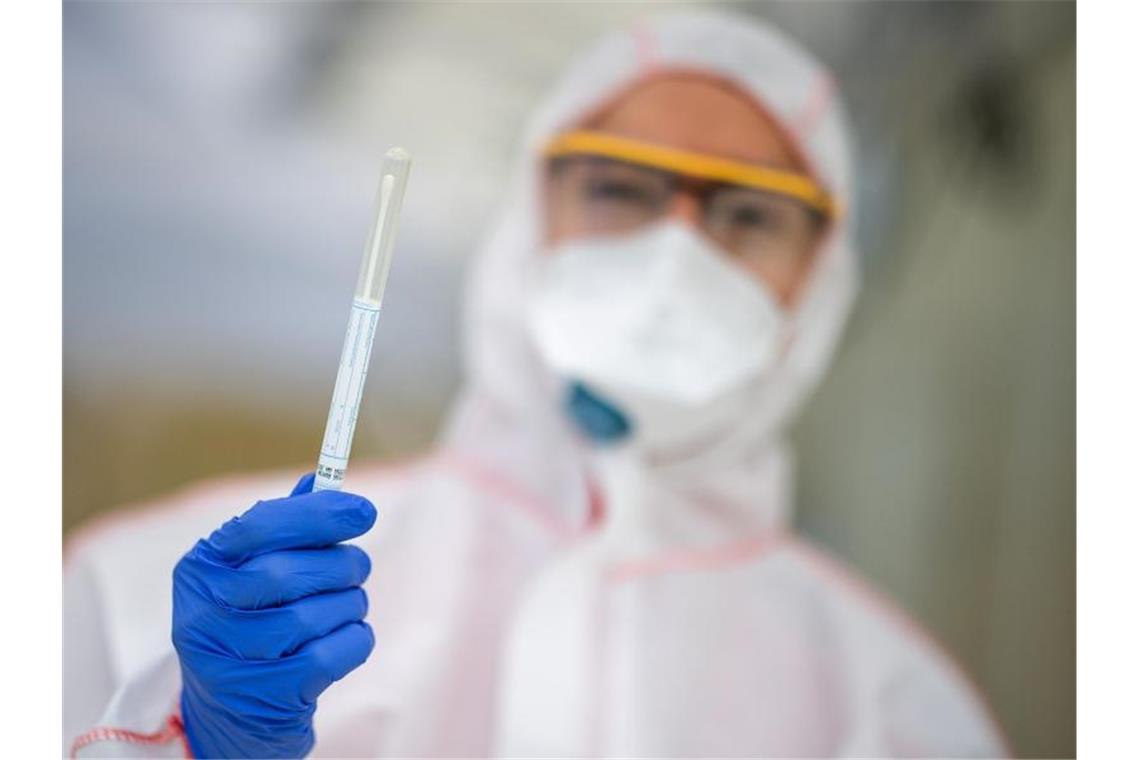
left=543, top=131, right=836, bottom=262
left=545, top=130, right=838, bottom=219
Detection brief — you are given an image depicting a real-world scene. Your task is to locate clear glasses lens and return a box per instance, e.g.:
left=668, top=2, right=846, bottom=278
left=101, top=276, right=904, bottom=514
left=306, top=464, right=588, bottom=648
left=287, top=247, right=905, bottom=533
left=549, top=157, right=673, bottom=235
left=704, top=186, right=819, bottom=260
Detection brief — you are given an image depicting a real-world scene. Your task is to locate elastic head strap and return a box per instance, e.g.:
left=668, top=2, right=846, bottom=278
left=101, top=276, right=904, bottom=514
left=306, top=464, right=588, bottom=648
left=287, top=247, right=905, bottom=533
left=544, top=130, right=839, bottom=218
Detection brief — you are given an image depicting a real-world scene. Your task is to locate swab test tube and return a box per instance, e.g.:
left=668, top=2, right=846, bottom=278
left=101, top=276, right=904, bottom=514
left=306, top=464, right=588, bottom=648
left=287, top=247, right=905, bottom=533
left=314, top=148, right=412, bottom=491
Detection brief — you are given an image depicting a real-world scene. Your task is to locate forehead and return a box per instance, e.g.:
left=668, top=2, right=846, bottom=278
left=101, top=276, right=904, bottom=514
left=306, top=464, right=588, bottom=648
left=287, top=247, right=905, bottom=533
left=581, top=73, right=804, bottom=172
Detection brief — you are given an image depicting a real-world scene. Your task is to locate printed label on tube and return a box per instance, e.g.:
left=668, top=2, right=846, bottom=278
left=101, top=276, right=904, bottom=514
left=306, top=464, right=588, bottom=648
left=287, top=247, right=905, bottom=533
left=315, top=298, right=380, bottom=490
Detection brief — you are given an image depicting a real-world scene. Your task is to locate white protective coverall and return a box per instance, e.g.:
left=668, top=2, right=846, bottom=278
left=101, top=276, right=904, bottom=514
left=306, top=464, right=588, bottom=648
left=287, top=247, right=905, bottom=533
left=64, top=11, right=1012, bottom=758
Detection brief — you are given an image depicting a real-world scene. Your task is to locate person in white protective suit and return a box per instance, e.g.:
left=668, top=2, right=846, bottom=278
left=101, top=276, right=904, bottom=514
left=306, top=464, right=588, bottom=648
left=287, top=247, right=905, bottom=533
left=64, top=11, right=1012, bottom=758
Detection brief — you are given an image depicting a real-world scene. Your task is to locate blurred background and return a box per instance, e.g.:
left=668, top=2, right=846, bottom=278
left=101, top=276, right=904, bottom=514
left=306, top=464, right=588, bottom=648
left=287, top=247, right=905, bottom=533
left=63, top=1, right=1074, bottom=756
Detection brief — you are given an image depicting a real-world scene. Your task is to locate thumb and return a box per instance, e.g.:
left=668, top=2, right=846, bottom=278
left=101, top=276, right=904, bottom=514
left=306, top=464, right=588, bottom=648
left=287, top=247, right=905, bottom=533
left=290, top=472, right=316, bottom=497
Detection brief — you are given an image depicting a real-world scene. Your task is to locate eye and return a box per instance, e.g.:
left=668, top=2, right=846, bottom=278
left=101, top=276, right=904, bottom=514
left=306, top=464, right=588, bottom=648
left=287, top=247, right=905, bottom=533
left=584, top=178, right=655, bottom=203
left=712, top=191, right=798, bottom=234
left=729, top=204, right=773, bottom=228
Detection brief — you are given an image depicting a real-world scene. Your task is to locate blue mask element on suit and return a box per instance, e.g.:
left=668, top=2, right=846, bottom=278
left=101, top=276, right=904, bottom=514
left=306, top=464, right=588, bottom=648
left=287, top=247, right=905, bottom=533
left=564, top=380, right=632, bottom=444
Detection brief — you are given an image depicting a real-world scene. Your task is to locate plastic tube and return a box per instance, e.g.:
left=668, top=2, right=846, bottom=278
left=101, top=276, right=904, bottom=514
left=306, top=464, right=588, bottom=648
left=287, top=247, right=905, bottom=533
left=314, top=148, right=412, bottom=491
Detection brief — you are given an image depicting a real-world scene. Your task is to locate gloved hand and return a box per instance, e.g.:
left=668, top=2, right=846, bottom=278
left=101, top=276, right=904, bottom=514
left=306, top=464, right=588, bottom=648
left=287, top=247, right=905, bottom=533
left=173, top=473, right=377, bottom=758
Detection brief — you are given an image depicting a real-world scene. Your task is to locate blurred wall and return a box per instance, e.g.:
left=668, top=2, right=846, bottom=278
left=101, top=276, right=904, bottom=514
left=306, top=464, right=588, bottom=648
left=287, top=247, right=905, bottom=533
left=63, top=2, right=1074, bottom=756
left=791, top=11, right=1075, bottom=756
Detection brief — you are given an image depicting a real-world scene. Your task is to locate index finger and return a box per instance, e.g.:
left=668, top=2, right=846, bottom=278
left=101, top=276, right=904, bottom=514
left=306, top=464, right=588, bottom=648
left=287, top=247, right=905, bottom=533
left=204, top=489, right=377, bottom=565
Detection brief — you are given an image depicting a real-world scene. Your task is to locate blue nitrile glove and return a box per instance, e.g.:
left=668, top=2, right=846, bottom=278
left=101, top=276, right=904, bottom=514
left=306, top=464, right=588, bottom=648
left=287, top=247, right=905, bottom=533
left=173, top=473, right=376, bottom=758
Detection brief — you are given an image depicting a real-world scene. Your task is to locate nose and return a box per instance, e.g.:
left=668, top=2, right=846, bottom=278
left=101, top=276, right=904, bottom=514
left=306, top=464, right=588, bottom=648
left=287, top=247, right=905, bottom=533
left=665, top=189, right=702, bottom=229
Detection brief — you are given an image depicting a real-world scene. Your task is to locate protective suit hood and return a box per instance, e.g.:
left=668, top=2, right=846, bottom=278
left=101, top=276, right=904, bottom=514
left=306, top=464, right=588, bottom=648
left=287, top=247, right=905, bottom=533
left=444, top=10, right=860, bottom=537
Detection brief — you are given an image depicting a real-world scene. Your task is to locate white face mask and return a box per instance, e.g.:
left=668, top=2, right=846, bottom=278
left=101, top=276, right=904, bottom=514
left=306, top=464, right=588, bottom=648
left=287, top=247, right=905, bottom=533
left=525, top=222, right=787, bottom=449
